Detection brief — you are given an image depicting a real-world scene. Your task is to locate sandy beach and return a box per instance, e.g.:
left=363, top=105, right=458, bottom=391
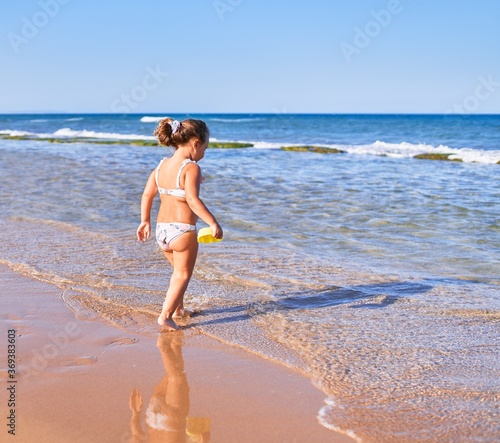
left=0, top=264, right=354, bottom=443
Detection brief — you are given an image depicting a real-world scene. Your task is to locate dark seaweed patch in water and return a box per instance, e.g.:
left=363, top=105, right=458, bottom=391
left=277, top=282, right=433, bottom=310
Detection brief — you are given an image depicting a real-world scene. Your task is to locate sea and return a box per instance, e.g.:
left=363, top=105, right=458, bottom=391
left=1, top=113, right=499, bottom=442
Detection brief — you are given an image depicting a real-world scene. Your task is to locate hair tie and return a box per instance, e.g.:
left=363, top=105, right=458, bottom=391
left=170, top=120, right=180, bottom=135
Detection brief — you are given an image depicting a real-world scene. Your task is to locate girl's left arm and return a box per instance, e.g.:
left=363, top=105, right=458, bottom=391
left=184, top=164, right=223, bottom=239
left=137, top=169, right=158, bottom=242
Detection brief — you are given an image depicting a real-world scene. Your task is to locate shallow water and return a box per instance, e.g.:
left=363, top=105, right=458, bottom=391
left=1, top=114, right=499, bottom=442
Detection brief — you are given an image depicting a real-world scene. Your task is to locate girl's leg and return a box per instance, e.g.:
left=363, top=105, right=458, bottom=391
left=158, top=231, right=198, bottom=331
left=163, top=249, right=192, bottom=319
left=163, top=250, right=174, bottom=267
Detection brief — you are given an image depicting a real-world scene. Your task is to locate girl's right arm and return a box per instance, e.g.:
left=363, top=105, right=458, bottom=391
left=184, top=164, right=223, bottom=239
left=137, top=169, right=158, bottom=242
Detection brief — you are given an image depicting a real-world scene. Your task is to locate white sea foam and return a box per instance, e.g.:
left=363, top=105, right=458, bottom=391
left=317, top=398, right=362, bottom=443
left=0, top=129, right=35, bottom=136
left=140, top=116, right=168, bottom=123
left=0, top=127, right=155, bottom=141
left=252, top=141, right=288, bottom=149
left=52, top=128, right=155, bottom=140
left=448, top=147, right=500, bottom=164
left=238, top=138, right=499, bottom=164
left=216, top=138, right=499, bottom=164
left=340, top=140, right=500, bottom=164
left=210, top=137, right=284, bottom=149
left=66, top=117, right=84, bottom=121
left=343, top=140, right=441, bottom=158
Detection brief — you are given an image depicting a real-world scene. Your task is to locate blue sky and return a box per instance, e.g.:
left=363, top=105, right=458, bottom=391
left=1, top=0, right=499, bottom=113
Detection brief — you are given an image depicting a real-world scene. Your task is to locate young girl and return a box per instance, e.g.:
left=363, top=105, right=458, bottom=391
left=137, top=118, right=223, bottom=331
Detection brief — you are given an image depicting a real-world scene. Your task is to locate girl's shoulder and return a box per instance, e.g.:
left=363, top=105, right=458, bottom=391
left=182, top=161, right=205, bottom=185
left=183, top=160, right=202, bottom=175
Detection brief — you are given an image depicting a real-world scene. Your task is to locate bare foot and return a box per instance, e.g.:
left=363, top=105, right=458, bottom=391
left=157, top=312, right=166, bottom=326
left=173, top=308, right=194, bottom=319
left=158, top=316, right=180, bottom=331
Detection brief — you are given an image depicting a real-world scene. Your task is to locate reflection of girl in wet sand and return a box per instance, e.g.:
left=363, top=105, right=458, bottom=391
left=128, top=332, right=210, bottom=443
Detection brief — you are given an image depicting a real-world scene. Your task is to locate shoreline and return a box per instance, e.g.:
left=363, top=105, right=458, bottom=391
left=0, top=264, right=355, bottom=443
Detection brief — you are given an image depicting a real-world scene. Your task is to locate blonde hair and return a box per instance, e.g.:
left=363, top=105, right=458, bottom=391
left=153, top=118, right=209, bottom=148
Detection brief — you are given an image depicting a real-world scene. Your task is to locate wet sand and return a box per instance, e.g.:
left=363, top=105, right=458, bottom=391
left=0, top=265, right=354, bottom=443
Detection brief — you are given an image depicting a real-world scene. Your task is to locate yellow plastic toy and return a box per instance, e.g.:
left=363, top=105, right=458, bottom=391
left=197, top=227, right=222, bottom=244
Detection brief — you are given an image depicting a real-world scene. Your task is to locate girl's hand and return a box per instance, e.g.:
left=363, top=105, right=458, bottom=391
left=210, top=222, right=223, bottom=240
left=137, top=221, right=151, bottom=242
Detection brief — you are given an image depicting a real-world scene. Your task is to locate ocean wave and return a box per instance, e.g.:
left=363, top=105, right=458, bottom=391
left=52, top=127, right=155, bottom=140
left=66, top=117, right=84, bottom=121
left=209, top=137, right=284, bottom=149
left=209, top=138, right=499, bottom=163
left=140, top=116, right=168, bottom=123
left=0, top=129, right=35, bottom=136
left=341, top=140, right=500, bottom=164
left=209, top=117, right=264, bottom=123
left=0, top=128, right=154, bottom=141
left=252, top=140, right=287, bottom=149
left=1, top=127, right=498, bottom=164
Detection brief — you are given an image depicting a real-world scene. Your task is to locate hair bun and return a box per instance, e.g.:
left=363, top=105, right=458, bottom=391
left=153, top=117, right=209, bottom=149
left=153, top=118, right=175, bottom=146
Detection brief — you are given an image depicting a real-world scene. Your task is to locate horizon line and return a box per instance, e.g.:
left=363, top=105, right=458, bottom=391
left=1, top=112, right=499, bottom=116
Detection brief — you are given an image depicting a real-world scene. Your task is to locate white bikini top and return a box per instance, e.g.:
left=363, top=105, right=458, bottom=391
left=155, top=158, right=197, bottom=197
